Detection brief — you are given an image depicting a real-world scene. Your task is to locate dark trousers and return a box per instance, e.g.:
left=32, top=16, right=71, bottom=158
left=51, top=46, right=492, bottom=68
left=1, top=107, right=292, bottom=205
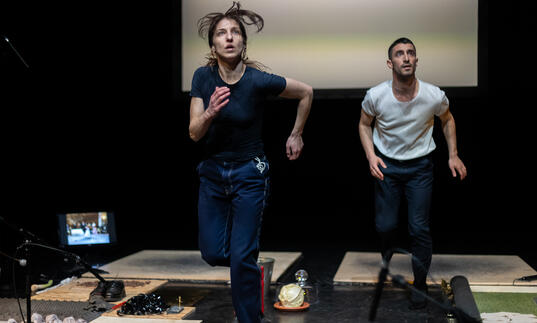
left=197, top=156, right=270, bottom=323
left=374, top=152, right=433, bottom=289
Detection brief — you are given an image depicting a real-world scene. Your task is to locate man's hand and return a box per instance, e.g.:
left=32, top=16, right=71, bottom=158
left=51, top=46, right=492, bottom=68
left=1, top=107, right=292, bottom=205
left=448, top=156, right=467, bottom=180
left=368, top=155, right=387, bottom=180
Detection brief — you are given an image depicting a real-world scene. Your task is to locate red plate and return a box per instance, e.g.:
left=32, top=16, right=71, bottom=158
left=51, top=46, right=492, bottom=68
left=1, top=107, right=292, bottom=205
left=273, top=301, right=310, bottom=311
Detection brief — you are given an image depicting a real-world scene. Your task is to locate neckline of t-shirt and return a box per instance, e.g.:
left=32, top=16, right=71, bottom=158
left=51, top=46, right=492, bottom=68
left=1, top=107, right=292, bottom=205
left=389, top=79, right=421, bottom=104
left=216, top=65, right=249, bottom=86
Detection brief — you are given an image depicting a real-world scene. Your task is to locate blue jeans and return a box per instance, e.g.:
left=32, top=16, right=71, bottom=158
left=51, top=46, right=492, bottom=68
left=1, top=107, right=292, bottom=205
left=197, top=156, right=270, bottom=323
left=374, top=152, right=433, bottom=289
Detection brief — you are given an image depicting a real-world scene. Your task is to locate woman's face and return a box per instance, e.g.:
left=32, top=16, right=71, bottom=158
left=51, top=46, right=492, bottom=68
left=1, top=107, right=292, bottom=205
left=211, top=18, right=245, bottom=63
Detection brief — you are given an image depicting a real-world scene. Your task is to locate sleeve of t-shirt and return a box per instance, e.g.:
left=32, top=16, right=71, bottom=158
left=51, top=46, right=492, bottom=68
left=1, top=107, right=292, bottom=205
left=259, top=71, right=287, bottom=96
left=361, top=89, right=377, bottom=116
left=190, top=67, right=203, bottom=98
left=435, top=89, right=449, bottom=116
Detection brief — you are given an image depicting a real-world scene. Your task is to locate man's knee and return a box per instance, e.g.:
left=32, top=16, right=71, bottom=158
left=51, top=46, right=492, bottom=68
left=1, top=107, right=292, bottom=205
left=376, top=221, right=398, bottom=233
left=409, top=227, right=432, bottom=246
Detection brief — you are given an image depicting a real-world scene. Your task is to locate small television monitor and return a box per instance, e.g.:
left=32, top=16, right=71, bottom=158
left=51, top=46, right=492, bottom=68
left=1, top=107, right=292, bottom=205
left=57, top=211, right=117, bottom=247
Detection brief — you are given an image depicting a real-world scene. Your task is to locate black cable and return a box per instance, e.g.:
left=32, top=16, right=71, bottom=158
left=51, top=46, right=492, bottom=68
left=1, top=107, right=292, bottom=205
left=0, top=250, right=19, bottom=262
left=514, top=274, right=537, bottom=282
left=20, top=242, right=106, bottom=283
left=2, top=35, right=30, bottom=68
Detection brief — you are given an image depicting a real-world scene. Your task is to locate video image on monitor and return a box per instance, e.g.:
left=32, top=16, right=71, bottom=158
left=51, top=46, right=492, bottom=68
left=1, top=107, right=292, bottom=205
left=64, top=212, right=112, bottom=246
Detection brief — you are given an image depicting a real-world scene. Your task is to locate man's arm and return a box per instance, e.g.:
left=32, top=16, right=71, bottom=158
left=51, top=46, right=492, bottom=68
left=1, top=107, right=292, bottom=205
left=438, top=109, right=467, bottom=180
left=279, top=77, right=313, bottom=160
left=358, top=110, right=386, bottom=180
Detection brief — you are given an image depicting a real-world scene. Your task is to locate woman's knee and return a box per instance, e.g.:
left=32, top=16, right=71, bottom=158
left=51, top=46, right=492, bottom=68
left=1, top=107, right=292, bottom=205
left=201, top=249, right=229, bottom=267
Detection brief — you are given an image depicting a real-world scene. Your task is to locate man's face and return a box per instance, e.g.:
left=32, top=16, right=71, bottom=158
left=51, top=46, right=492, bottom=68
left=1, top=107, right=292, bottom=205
left=387, top=43, right=418, bottom=77
left=211, top=18, right=245, bottom=61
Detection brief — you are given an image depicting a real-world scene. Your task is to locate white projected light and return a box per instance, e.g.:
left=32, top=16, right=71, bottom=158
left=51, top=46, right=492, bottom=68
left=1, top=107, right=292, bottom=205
left=181, top=0, right=478, bottom=91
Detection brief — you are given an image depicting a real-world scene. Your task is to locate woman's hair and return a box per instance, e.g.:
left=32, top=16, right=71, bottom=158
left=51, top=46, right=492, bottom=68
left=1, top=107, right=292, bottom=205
left=197, top=2, right=265, bottom=68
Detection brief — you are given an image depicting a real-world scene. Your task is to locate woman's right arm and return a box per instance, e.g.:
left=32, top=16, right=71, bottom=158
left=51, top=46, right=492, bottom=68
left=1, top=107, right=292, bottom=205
left=189, top=86, right=230, bottom=142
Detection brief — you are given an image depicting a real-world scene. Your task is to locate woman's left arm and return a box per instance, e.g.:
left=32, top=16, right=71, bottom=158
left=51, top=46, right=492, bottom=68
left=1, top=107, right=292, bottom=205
left=279, top=77, right=313, bottom=160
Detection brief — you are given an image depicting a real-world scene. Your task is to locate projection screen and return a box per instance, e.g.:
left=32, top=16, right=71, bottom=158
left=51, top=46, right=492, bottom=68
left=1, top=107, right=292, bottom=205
left=181, top=0, right=478, bottom=91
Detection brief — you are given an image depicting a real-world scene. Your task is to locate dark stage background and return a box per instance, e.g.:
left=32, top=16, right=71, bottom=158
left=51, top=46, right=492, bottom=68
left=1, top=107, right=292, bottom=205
left=0, top=1, right=535, bottom=290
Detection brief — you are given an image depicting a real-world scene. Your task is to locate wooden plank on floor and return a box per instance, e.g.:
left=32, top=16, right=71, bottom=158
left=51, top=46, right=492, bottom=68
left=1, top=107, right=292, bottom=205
left=470, top=285, right=537, bottom=293
left=334, top=252, right=537, bottom=286
left=101, top=306, right=195, bottom=320
left=32, top=278, right=167, bottom=303
left=83, top=250, right=301, bottom=283
left=92, top=316, right=201, bottom=323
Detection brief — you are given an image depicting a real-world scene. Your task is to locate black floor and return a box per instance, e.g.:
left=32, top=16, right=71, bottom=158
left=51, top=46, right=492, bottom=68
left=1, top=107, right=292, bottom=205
left=154, top=282, right=448, bottom=323
left=0, top=283, right=449, bottom=323
left=156, top=249, right=458, bottom=323
left=1, top=247, right=535, bottom=322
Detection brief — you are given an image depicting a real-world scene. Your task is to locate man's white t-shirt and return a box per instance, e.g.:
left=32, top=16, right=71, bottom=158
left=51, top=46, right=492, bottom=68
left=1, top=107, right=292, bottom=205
left=362, top=79, right=449, bottom=160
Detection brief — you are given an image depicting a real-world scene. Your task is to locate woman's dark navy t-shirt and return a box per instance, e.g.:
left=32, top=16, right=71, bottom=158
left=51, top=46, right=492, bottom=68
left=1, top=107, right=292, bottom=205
left=190, top=65, right=286, bottom=162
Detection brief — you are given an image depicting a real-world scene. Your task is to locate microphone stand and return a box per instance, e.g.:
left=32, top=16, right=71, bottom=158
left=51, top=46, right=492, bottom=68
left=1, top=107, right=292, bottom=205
left=368, top=250, right=392, bottom=321
left=0, top=33, right=32, bottom=319
left=1, top=216, right=118, bottom=323
left=1, top=215, right=42, bottom=322
left=387, top=273, right=481, bottom=323
left=22, top=240, right=31, bottom=323
left=367, top=252, right=481, bottom=323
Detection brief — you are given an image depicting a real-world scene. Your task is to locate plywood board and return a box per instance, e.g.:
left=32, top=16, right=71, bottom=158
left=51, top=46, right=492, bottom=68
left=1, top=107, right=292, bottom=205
left=470, top=285, right=537, bottom=293
left=32, top=278, right=167, bottom=302
left=92, top=317, right=202, bottom=323
left=83, top=250, right=301, bottom=283
left=101, top=306, right=195, bottom=320
left=334, top=252, right=537, bottom=286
